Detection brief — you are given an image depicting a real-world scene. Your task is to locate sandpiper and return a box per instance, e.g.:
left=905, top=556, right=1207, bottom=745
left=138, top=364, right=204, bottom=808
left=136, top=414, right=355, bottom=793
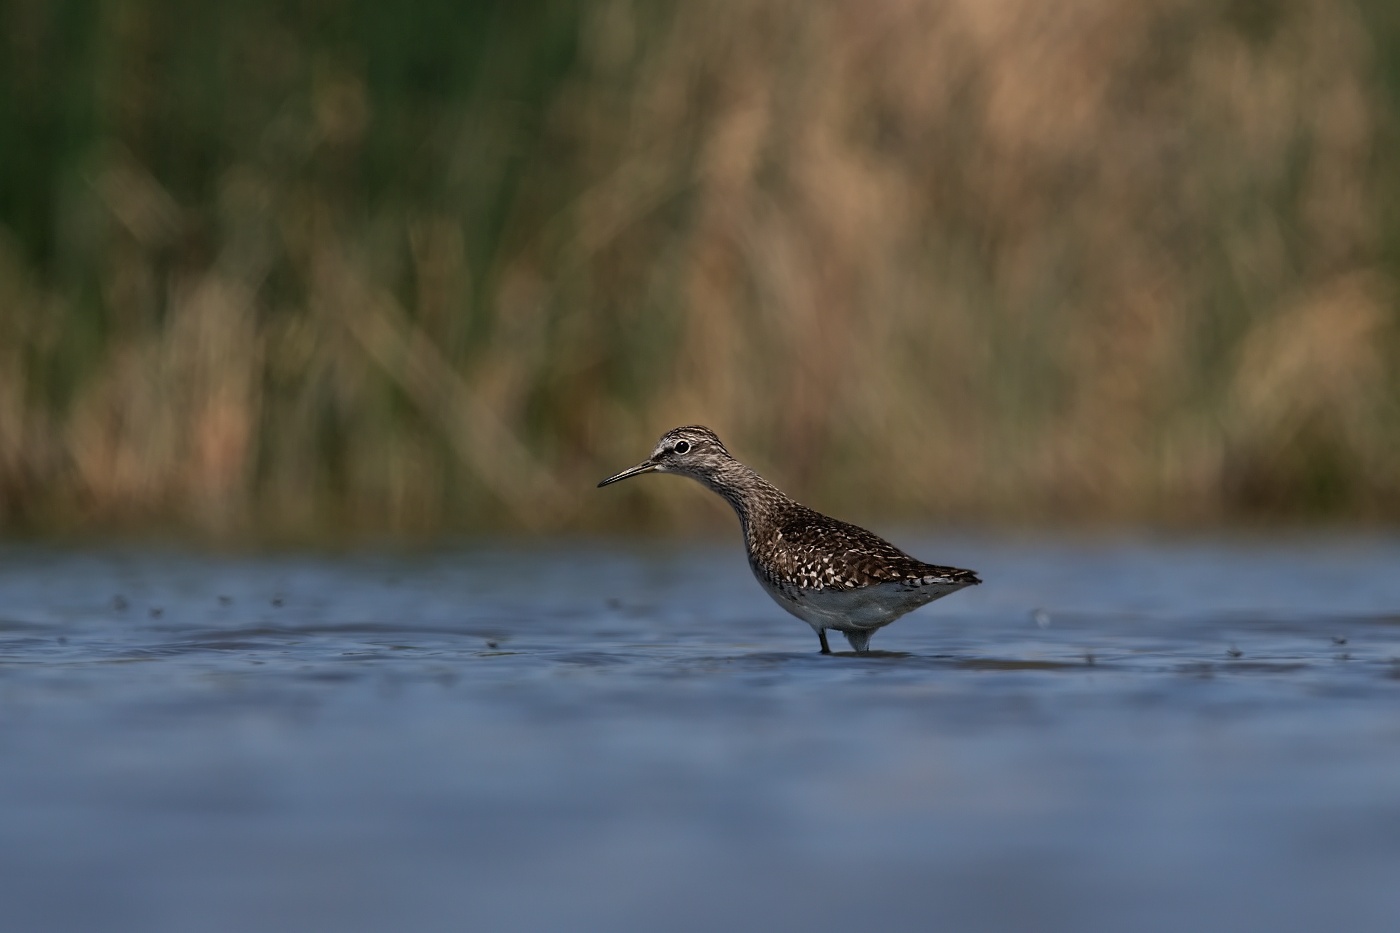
left=598, top=425, right=980, bottom=654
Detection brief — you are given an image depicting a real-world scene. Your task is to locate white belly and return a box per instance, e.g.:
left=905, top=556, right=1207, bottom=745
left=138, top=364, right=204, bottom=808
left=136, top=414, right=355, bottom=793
left=755, top=574, right=963, bottom=634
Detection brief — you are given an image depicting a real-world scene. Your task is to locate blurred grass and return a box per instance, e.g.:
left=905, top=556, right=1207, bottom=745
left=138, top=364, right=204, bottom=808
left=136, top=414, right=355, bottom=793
left=1, top=0, right=1399, bottom=539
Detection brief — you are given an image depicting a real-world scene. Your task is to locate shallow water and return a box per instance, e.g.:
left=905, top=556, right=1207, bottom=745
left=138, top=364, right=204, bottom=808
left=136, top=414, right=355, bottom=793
left=2, top=533, right=1399, bottom=933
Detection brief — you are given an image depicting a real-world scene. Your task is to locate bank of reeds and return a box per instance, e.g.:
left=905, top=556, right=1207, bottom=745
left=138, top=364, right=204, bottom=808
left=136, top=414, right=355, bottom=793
left=2, top=0, right=1399, bottom=538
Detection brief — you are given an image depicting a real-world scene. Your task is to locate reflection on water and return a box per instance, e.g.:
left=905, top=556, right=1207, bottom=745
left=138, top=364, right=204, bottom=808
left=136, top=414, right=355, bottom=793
left=1, top=534, right=1399, bottom=933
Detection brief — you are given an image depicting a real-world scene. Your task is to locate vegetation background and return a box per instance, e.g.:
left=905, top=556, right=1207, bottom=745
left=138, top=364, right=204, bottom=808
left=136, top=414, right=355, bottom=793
left=2, top=0, right=1399, bottom=540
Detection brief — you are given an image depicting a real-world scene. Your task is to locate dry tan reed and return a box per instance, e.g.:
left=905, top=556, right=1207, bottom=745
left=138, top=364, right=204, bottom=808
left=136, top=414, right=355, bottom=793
left=0, top=0, right=1397, bottom=538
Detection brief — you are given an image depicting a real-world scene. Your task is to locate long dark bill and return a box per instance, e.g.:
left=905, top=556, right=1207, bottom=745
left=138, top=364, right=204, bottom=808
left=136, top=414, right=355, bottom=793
left=597, top=459, right=660, bottom=488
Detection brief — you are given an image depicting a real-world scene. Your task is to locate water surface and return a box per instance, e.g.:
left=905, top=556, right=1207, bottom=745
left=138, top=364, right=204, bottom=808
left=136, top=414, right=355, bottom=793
left=2, top=534, right=1399, bottom=932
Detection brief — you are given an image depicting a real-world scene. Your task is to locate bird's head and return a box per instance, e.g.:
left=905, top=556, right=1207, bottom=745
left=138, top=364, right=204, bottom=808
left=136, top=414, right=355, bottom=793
left=597, top=425, right=733, bottom=488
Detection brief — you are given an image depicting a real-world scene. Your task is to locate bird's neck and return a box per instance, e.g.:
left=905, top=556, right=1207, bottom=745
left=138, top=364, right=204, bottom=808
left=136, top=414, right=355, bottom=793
left=694, top=459, right=786, bottom=535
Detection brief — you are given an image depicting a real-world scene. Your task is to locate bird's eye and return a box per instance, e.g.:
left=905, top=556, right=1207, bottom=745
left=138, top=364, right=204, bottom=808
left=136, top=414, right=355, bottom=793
left=673, top=440, right=691, bottom=454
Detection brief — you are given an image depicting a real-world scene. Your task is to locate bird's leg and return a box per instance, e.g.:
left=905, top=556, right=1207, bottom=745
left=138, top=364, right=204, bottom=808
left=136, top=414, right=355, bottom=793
left=818, top=630, right=831, bottom=655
